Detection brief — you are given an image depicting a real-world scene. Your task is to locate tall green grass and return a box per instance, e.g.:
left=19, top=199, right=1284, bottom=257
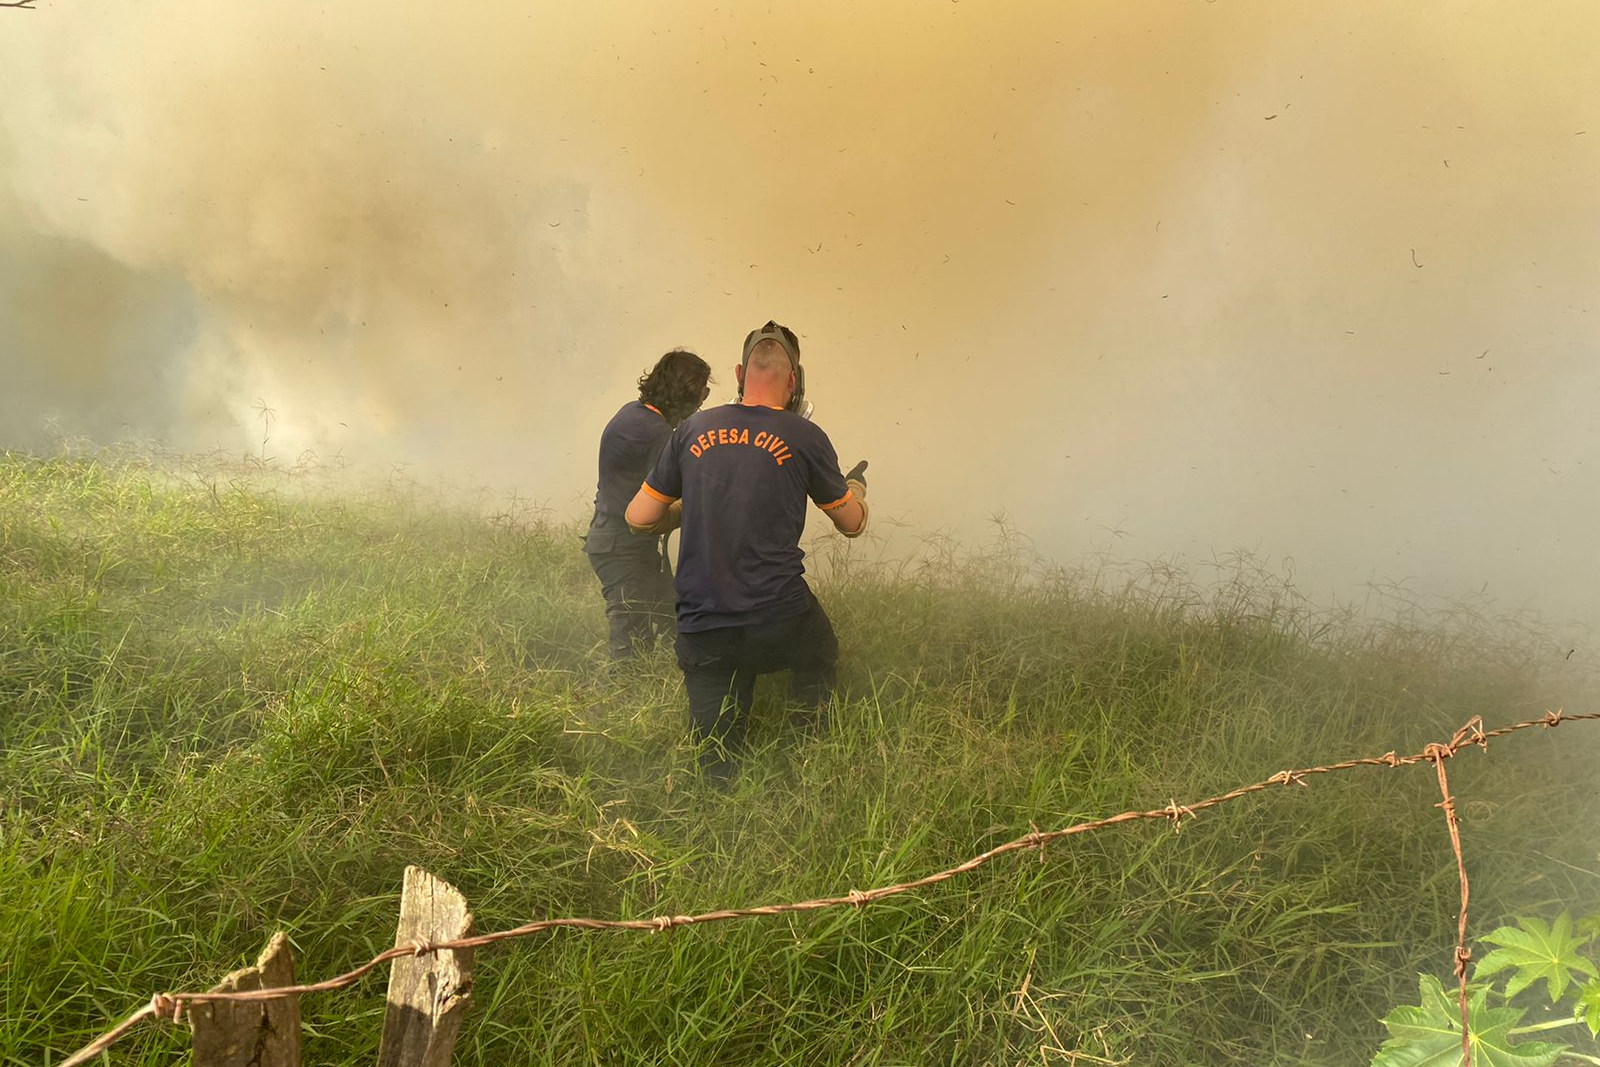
left=2, top=449, right=1596, bottom=1066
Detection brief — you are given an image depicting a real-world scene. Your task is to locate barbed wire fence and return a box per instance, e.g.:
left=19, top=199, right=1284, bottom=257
left=50, top=708, right=1600, bottom=1067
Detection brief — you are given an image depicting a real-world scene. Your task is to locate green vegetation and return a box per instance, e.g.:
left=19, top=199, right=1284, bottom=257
left=2, top=449, right=1597, bottom=1066
left=1373, top=913, right=1600, bottom=1066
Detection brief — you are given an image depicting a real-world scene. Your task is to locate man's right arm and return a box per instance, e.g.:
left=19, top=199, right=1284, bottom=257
left=625, top=486, right=680, bottom=534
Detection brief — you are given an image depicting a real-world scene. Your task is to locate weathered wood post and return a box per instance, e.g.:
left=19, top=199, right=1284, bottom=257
left=376, top=865, right=474, bottom=1067
left=189, top=931, right=302, bottom=1067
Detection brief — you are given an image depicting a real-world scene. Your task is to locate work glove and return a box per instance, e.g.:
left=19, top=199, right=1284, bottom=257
left=845, top=459, right=868, bottom=501
left=842, top=460, right=869, bottom=539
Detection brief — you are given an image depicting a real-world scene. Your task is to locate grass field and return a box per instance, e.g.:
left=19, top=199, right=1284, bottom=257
left=3, top=448, right=1597, bottom=1066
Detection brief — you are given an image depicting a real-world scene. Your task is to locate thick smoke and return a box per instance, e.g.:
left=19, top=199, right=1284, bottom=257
left=0, top=212, right=199, bottom=447
left=1, top=0, right=1596, bottom=624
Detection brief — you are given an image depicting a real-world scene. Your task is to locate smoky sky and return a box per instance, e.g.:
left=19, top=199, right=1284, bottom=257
left=1, top=1, right=1596, bottom=626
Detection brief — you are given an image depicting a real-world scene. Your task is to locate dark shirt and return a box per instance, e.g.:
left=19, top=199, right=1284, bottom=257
left=587, top=400, right=671, bottom=550
left=643, top=403, right=852, bottom=632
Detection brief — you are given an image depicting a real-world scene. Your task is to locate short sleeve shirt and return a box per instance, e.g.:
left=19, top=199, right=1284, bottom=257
left=588, top=401, right=671, bottom=539
left=643, top=403, right=852, bottom=631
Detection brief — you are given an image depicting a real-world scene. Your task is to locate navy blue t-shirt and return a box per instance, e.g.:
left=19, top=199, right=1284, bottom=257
left=587, top=401, right=670, bottom=548
left=643, top=403, right=852, bottom=632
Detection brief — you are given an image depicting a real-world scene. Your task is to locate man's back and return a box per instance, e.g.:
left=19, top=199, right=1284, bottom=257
left=644, top=403, right=850, bottom=631
left=590, top=400, right=670, bottom=534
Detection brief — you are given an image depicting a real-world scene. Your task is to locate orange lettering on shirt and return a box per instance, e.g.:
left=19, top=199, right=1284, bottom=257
left=690, top=443, right=702, bottom=458
left=737, top=428, right=750, bottom=444
left=754, top=431, right=768, bottom=448
left=716, top=428, right=728, bottom=445
left=697, top=433, right=711, bottom=452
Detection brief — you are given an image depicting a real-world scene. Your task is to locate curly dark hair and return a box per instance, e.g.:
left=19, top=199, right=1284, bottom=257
left=638, top=349, right=712, bottom=426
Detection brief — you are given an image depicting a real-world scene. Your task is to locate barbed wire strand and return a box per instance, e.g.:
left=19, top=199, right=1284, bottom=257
left=53, top=708, right=1597, bottom=1067
left=1427, top=717, right=1480, bottom=1067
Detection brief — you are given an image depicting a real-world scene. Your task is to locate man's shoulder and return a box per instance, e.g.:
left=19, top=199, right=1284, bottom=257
left=678, top=404, right=743, bottom=433
left=674, top=405, right=832, bottom=449
left=734, top=410, right=836, bottom=456
left=609, top=400, right=667, bottom=435
left=784, top=413, right=836, bottom=449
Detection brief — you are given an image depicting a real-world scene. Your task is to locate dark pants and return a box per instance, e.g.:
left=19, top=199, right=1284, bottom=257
left=674, top=595, right=839, bottom=768
left=585, top=531, right=674, bottom=659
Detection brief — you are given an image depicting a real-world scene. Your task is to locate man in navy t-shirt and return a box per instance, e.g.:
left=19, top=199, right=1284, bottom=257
left=625, top=322, right=868, bottom=775
left=584, top=349, right=711, bottom=658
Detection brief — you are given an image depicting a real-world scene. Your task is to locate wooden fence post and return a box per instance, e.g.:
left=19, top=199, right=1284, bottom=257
left=376, top=865, right=474, bottom=1067
left=189, top=930, right=302, bottom=1067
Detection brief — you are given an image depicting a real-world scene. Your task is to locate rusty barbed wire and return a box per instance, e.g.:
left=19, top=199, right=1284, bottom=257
left=1425, top=729, right=1475, bottom=1067
left=53, top=708, right=1599, bottom=1067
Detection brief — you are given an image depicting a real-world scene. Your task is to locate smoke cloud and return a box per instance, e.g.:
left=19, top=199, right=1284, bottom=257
left=2, top=0, right=1596, bottom=625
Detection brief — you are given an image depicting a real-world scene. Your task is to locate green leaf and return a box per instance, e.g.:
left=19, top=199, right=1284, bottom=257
left=1476, top=914, right=1600, bottom=1003
left=1372, top=975, right=1567, bottom=1067
left=1578, top=913, right=1600, bottom=945
left=1578, top=979, right=1600, bottom=1038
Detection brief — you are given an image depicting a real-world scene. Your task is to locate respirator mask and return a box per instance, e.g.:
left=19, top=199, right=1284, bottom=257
left=739, top=320, right=813, bottom=421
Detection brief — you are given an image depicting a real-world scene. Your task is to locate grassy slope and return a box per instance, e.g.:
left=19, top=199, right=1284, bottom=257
left=1, top=451, right=1596, bottom=1066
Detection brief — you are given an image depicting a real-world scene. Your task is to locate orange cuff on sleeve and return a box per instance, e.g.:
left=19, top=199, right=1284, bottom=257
left=640, top=481, right=678, bottom=504
left=817, top=488, right=854, bottom=512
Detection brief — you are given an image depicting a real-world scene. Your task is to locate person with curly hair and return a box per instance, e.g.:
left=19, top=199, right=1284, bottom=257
left=584, top=348, right=712, bottom=659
